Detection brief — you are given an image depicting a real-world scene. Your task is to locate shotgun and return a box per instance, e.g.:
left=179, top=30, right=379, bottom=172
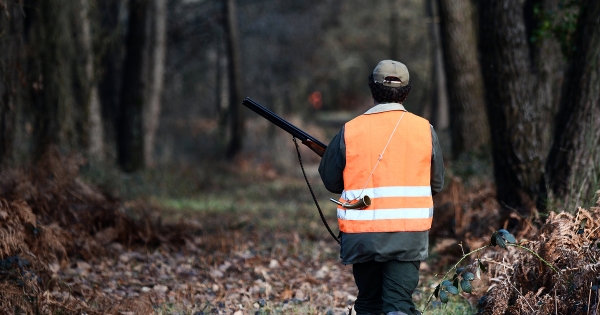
left=242, top=97, right=327, bottom=157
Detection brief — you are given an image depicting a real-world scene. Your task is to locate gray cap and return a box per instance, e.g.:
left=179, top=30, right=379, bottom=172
left=372, top=60, right=409, bottom=87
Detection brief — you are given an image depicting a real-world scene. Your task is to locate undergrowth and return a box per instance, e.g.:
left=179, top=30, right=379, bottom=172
left=2, top=149, right=599, bottom=314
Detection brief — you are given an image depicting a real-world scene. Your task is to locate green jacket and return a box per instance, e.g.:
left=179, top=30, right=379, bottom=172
left=318, top=103, right=444, bottom=264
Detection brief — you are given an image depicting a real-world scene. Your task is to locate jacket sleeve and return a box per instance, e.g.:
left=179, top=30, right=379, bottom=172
left=430, top=125, right=445, bottom=195
left=318, top=127, right=346, bottom=194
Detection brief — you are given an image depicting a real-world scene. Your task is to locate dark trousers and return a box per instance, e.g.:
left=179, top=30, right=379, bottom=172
left=352, top=260, right=420, bottom=315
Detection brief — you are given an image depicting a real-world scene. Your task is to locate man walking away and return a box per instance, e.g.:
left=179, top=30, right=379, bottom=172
left=319, top=60, right=444, bottom=315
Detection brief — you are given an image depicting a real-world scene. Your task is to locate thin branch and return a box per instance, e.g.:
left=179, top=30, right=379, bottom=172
left=507, top=277, right=535, bottom=313
left=555, top=286, right=558, bottom=315
left=586, top=225, right=600, bottom=239
left=561, top=261, right=600, bottom=272
left=479, top=258, right=514, bottom=270
left=507, top=243, right=561, bottom=274
left=589, top=282, right=592, bottom=315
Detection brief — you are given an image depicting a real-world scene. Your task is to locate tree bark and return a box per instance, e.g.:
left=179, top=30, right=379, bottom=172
left=98, top=0, right=125, bottom=158
left=80, top=0, right=104, bottom=161
left=437, top=0, right=489, bottom=157
left=0, top=0, right=24, bottom=166
left=478, top=0, right=562, bottom=216
left=544, top=0, right=600, bottom=209
left=224, top=0, right=244, bottom=159
left=27, top=0, right=80, bottom=158
left=143, top=0, right=167, bottom=167
left=423, top=0, right=447, bottom=132
left=216, top=38, right=228, bottom=130
left=118, top=0, right=148, bottom=172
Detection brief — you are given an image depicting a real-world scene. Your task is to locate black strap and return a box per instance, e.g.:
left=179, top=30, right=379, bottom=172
left=293, top=137, right=340, bottom=245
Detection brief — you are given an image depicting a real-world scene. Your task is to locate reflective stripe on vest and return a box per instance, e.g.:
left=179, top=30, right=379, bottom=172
left=339, top=110, right=433, bottom=233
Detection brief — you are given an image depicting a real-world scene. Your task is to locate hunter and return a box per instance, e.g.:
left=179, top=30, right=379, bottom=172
left=319, top=60, right=445, bottom=315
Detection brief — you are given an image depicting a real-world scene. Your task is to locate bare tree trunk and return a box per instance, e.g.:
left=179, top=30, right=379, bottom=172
left=544, top=0, right=600, bottom=209
left=0, top=0, right=24, bottom=167
left=224, top=0, right=244, bottom=159
left=81, top=0, right=104, bottom=161
left=118, top=0, right=148, bottom=172
left=98, top=0, right=125, bottom=160
left=28, top=0, right=80, bottom=158
left=216, top=39, right=228, bottom=129
left=424, top=0, right=449, bottom=132
left=478, top=0, right=562, bottom=216
left=143, top=0, right=167, bottom=167
left=438, top=0, right=488, bottom=157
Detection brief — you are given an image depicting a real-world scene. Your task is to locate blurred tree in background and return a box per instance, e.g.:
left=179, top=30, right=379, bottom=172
left=437, top=0, right=488, bottom=158
left=26, top=0, right=89, bottom=159
left=144, top=0, right=168, bottom=167
left=0, top=0, right=23, bottom=166
left=81, top=0, right=104, bottom=161
left=117, top=0, right=148, bottom=172
left=223, top=0, right=244, bottom=158
left=118, top=0, right=168, bottom=171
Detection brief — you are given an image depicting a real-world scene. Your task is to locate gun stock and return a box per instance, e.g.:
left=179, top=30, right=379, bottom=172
left=242, top=97, right=327, bottom=157
left=302, top=139, right=326, bottom=157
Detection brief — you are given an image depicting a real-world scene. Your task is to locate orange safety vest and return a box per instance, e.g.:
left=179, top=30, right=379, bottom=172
left=338, top=109, right=433, bottom=233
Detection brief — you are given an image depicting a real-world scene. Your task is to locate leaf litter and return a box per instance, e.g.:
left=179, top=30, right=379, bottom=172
left=0, top=149, right=356, bottom=314
left=1, top=148, right=598, bottom=314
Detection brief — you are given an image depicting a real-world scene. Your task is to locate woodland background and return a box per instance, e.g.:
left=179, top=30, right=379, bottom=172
left=0, top=0, right=599, bottom=314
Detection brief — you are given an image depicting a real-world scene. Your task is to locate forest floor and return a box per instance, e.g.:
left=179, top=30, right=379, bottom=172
left=1, top=151, right=598, bottom=315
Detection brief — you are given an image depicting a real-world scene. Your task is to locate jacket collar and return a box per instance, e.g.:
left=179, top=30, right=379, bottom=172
left=364, top=102, right=407, bottom=115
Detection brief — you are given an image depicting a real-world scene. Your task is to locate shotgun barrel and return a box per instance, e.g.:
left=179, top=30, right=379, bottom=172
left=242, top=97, right=327, bottom=157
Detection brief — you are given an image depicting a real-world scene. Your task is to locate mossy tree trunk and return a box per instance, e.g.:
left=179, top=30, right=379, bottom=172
left=544, top=0, right=600, bottom=209
left=478, top=0, right=563, bottom=217
left=437, top=0, right=489, bottom=157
